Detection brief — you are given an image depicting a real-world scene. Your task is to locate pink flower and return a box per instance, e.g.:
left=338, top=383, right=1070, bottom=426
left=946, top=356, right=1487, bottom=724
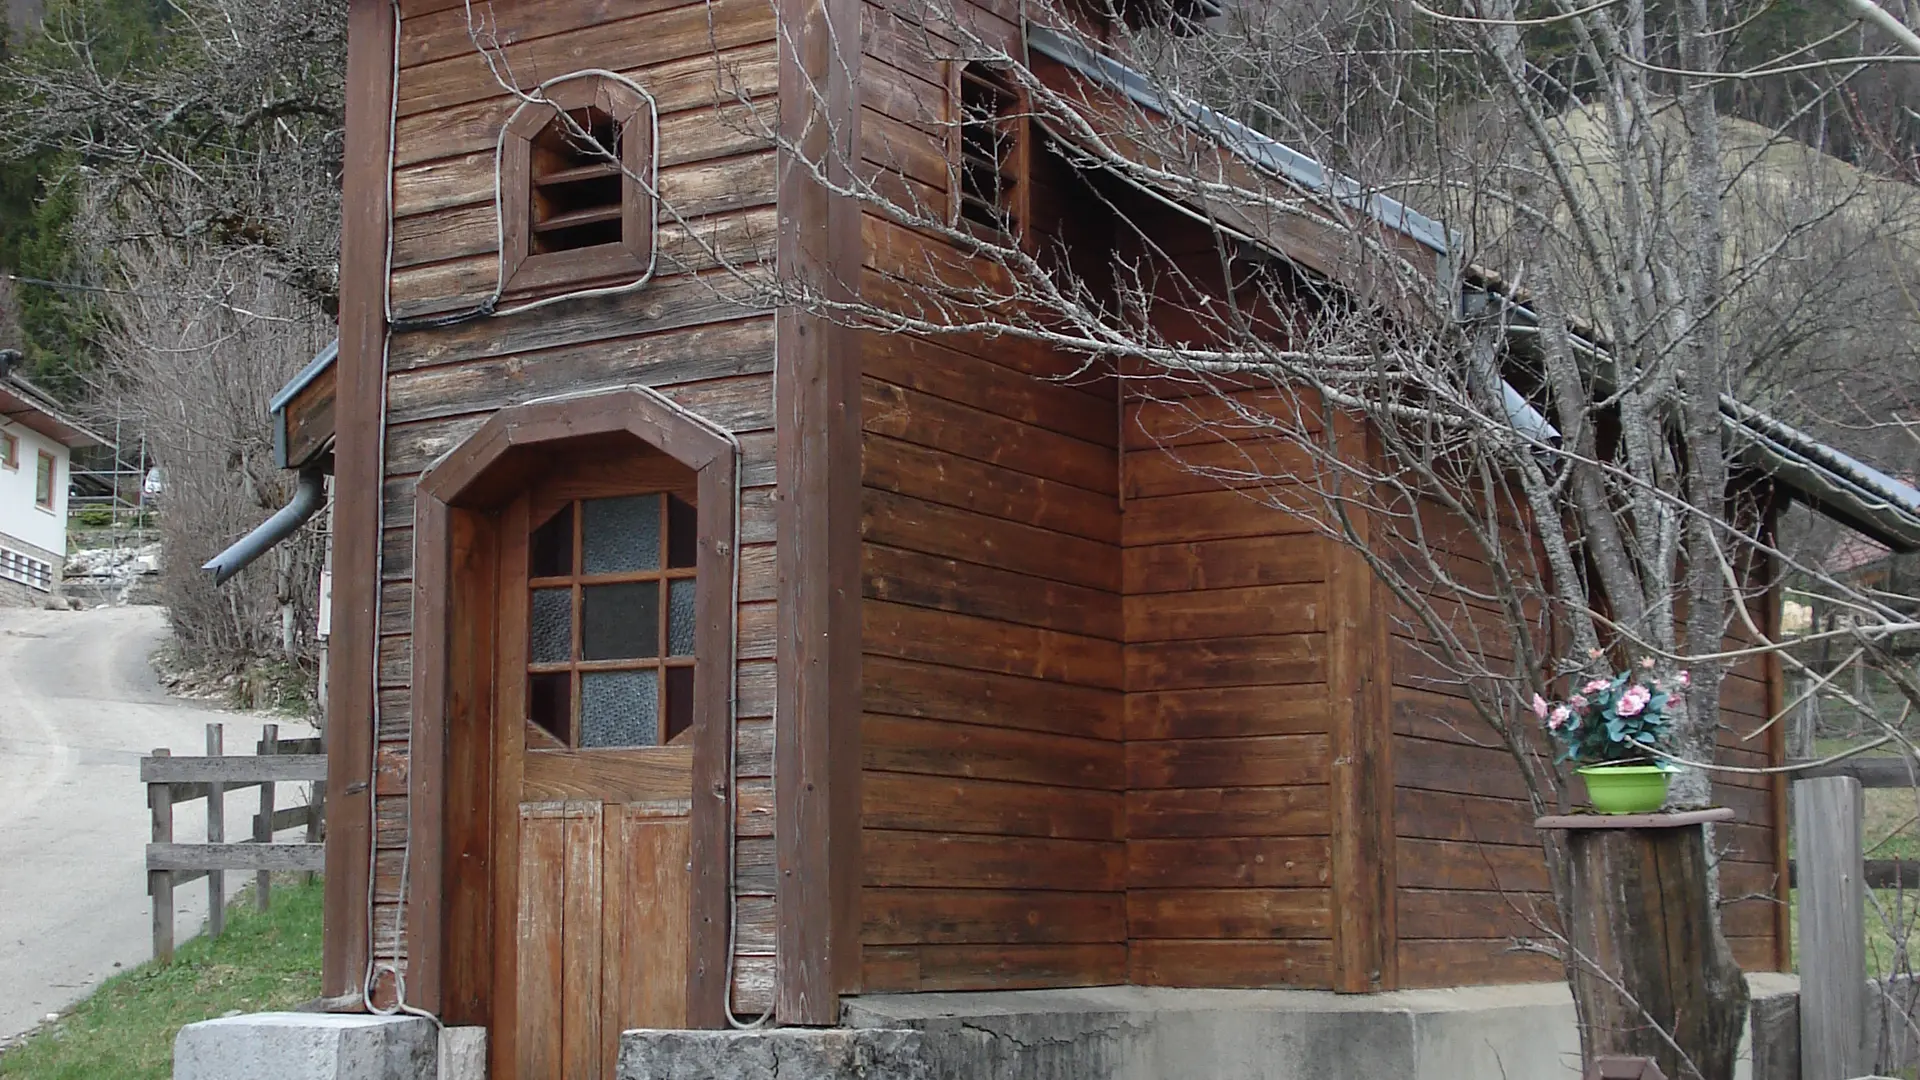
left=1584, top=678, right=1609, bottom=694
left=1640, top=657, right=1656, bottom=669
left=1587, top=647, right=1604, bottom=659
left=1617, top=684, right=1651, bottom=717
left=1676, top=670, right=1690, bottom=688
left=1548, top=705, right=1571, bottom=731
left=1569, top=694, right=1589, bottom=711
left=1532, top=694, right=1549, bottom=719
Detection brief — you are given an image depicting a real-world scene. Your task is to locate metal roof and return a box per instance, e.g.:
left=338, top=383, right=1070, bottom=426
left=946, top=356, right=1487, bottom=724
left=1025, top=22, right=1920, bottom=550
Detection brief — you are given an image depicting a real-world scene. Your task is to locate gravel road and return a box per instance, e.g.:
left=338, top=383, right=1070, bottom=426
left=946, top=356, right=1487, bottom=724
left=0, top=604, right=313, bottom=1044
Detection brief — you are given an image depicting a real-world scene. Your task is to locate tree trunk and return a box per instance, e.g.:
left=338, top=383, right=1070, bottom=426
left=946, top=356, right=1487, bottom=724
left=1546, top=809, right=1749, bottom=1080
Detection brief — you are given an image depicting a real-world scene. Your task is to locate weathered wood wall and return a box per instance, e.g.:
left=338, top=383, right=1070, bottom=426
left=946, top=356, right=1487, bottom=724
left=855, top=0, right=1131, bottom=993
left=1113, top=211, right=1338, bottom=989
left=379, top=0, right=780, bottom=1016
left=1386, top=496, right=1787, bottom=986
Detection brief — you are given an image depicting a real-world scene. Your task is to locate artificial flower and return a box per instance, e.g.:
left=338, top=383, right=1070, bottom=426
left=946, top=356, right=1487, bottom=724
left=1617, top=684, right=1651, bottom=717
left=1532, top=694, right=1549, bottom=719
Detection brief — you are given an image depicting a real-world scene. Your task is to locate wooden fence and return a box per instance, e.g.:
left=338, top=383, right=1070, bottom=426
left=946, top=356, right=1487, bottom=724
left=144, top=721, right=326, bottom=963
left=1788, top=756, right=1912, bottom=1080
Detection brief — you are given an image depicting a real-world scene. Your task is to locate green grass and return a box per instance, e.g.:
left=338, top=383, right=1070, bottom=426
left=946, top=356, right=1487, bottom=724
left=0, top=877, right=323, bottom=1080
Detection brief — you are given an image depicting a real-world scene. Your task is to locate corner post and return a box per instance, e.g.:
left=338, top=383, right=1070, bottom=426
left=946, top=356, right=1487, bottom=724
left=323, top=0, right=398, bottom=1005
left=1325, top=411, right=1396, bottom=992
left=774, top=0, right=864, bottom=1025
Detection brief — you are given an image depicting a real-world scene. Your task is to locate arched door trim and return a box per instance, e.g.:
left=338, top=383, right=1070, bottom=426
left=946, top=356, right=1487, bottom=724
left=406, top=384, right=735, bottom=1029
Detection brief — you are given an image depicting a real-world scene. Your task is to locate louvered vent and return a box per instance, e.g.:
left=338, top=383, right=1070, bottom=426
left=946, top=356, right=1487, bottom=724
left=958, top=64, right=1021, bottom=235
left=530, top=105, right=625, bottom=254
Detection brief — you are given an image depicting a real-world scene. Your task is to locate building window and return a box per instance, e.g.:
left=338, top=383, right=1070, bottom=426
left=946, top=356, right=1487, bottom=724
left=501, top=75, right=656, bottom=295
left=0, top=431, right=15, bottom=469
left=955, top=63, right=1027, bottom=237
left=524, top=491, right=698, bottom=749
left=34, top=451, right=54, bottom=510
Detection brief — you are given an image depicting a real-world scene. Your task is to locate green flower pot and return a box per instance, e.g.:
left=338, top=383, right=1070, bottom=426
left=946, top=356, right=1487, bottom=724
left=1576, top=764, right=1672, bottom=814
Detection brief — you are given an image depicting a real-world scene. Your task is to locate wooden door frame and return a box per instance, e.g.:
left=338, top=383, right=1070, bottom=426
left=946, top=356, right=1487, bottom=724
left=407, top=385, right=736, bottom=1029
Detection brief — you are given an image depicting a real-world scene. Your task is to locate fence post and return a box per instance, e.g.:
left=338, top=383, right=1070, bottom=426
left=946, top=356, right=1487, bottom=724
left=306, top=725, right=325, bottom=887
left=1794, top=775, right=1867, bottom=1080
left=257, top=723, right=277, bottom=912
left=148, top=748, right=174, bottom=964
left=206, top=723, right=225, bottom=939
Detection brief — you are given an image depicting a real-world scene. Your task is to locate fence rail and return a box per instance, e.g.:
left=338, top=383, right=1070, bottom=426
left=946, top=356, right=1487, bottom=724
left=145, top=722, right=325, bottom=963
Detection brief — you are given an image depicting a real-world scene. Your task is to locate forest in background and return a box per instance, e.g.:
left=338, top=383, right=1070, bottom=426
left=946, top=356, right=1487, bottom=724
left=0, top=0, right=340, bottom=688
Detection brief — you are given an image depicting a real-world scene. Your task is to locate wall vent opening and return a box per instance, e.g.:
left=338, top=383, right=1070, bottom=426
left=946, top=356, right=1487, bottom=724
left=530, top=105, right=626, bottom=255
left=958, top=64, right=1023, bottom=235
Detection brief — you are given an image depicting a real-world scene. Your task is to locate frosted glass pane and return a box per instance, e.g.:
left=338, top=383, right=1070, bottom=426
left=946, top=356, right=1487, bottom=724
left=581, top=669, right=658, bottom=747
left=583, top=495, right=660, bottom=575
left=667, top=579, right=696, bottom=656
left=583, top=581, right=658, bottom=660
left=530, top=588, right=573, bottom=664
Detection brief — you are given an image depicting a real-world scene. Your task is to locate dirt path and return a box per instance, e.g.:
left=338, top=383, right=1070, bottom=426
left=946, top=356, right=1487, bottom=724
left=0, top=605, right=314, bottom=1044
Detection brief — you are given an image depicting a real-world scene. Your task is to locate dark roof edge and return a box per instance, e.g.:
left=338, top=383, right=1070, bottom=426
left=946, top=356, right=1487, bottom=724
left=0, top=372, right=107, bottom=448
left=271, top=339, right=338, bottom=416
left=1025, top=24, right=1455, bottom=256
left=1028, top=21, right=1920, bottom=552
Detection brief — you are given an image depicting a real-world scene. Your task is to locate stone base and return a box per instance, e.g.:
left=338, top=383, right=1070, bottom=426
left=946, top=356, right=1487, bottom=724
left=835, top=975, right=1804, bottom=1080
left=619, top=1027, right=993, bottom=1080
left=174, top=1013, right=436, bottom=1080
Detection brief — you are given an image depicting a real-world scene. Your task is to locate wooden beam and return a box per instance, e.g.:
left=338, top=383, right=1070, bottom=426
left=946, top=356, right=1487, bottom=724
left=1787, top=756, right=1919, bottom=788
left=773, top=0, right=864, bottom=1024
left=148, top=843, right=328, bottom=873
left=1326, top=413, right=1395, bottom=993
left=324, top=0, right=396, bottom=1005
left=1764, top=543, right=1792, bottom=973
left=141, top=755, right=328, bottom=784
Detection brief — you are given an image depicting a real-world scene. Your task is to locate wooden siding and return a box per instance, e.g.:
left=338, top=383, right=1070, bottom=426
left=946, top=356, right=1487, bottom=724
left=858, top=326, right=1129, bottom=992
left=1122, top=379, right=1337, bottom=990
left=377, top=0, right=779, bottom=1018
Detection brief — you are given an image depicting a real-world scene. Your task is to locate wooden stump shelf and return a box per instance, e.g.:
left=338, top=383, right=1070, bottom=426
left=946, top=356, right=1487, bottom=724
left=1536, top=807, right=1749, bottom=1080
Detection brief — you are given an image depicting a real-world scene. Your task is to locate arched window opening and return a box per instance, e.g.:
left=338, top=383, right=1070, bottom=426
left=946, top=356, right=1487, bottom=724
left=530, top=105, right=627, bottom=255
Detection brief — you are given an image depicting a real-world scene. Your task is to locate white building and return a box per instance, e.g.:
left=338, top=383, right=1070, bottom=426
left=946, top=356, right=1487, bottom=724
left=0, top=355, right=103, bottom=604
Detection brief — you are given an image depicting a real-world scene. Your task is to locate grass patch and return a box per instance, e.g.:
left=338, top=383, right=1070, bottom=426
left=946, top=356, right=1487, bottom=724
left=0, top=876, right=323, bottom=1080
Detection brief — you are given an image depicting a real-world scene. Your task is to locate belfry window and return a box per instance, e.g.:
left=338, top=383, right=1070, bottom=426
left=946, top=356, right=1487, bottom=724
left=956, top=63, right=1026, bottom=236
left=500, top=75, right=656, bottom=293
left=529, top=105, right=627, bottom=254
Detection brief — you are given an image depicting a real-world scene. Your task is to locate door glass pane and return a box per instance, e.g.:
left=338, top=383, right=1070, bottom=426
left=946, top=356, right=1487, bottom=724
left=529, top=588, right=573, bottom=664
left=529, top=506, right=574, bottom=578
left=582, top=494, right=661, bottom=575
left=667, top=578, right=696, bottom=656
left=582, top=581, right=659, bottom=660
left=580, top=668, right=658, bottom=747
left=667, top=494, right=698, bottom=568
left=528, top=672, right=572, bottom=744
left=665, top=665, right=695, bottom=742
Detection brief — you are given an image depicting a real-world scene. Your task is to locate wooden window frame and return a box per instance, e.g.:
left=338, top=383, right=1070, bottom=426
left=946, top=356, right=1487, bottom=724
left=523, top=489, right=701, bottom=749
left=948, top=61, right=1031, bottom=243
left=0, top=431, right=17, bottom=470
left=500, top=74, right=657, bottom=298
left=406, top=386, right=735, bottom=1028
left=34, top=450, right=55, bottom=510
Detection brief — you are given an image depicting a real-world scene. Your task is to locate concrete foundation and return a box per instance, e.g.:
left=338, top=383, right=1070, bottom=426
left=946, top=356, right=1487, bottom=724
left=834, top=976, right=1806, bottom=1080
left=173, top=1012, right=436, bottom=1080
left=618, top=1027, right=993, bottom=1080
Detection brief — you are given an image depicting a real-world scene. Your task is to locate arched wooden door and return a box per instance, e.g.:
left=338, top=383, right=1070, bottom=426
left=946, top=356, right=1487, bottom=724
left=408, top=389, right=737, bottom=1080
left=490, top=449, right=699, bottom=1078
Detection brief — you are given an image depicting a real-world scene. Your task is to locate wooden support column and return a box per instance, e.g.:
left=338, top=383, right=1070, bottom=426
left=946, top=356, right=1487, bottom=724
left=323, top=0, right=396, bottom=1005
left=1326, top=413, right=1395, bottom=992
left=1793, top=776, right=1867, bottom=1080
left=773, top=0, right=863, bottom=1024
left=1540, top=809, right=1749, bottom=1080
